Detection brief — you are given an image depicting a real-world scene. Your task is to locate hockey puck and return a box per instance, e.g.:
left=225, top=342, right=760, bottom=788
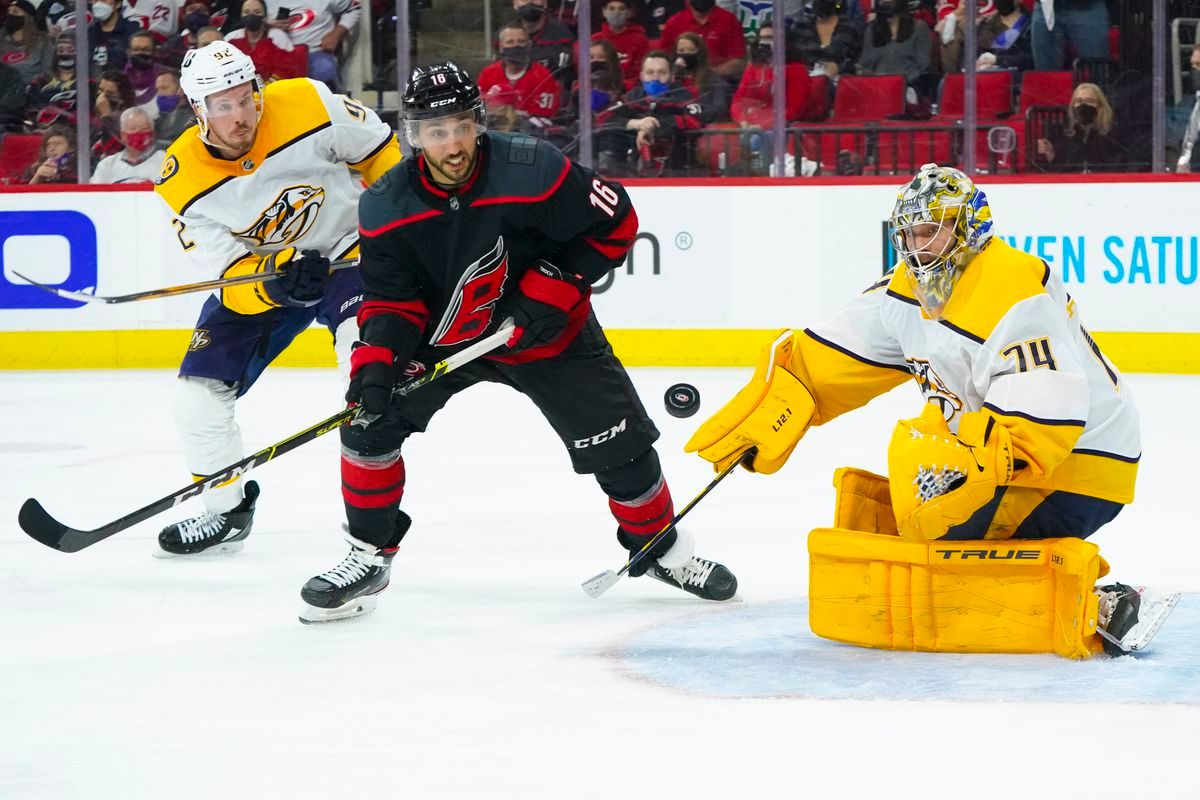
left=664, top=383, right=700, bottom=418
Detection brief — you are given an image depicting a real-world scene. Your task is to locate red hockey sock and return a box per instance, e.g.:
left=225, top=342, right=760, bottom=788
left=609, top=475, right=674, bottom=538
left=342, top=454, right=405, bottom=509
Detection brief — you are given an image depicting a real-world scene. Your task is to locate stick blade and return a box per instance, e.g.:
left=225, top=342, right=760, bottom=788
left=581, top=570, right=619, bottom=599
left=18, top=498, right=79, bottom=552
left=10, top=271, right=101, bottom=304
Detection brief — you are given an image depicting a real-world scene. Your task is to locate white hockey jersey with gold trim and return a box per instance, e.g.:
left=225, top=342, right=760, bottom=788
left=154, top=77, right=399, bottom=313
left=787, top=237, right=1139, bottom=505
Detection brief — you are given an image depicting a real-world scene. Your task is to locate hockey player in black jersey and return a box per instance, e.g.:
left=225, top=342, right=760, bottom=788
left=298, top=61, right=737, bottom=623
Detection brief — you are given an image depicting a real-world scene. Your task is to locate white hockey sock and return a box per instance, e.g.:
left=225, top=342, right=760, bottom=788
left=174, top=376, right=245, bottom=514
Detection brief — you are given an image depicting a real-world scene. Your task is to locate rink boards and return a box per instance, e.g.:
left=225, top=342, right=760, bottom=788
left=1, top=178, right=1198, bottom=372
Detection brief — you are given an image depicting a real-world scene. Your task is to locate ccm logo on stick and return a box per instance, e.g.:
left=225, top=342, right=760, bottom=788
left=573, top=419, right=627, bottom=449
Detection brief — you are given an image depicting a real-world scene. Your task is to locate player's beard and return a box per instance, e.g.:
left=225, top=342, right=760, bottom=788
left=212, top=120, right=256, bottom=158
left=426, top=145, right=478, bottom=188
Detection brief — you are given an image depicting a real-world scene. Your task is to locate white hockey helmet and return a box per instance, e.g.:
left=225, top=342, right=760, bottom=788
left=179, top=41, right=264, bottom=144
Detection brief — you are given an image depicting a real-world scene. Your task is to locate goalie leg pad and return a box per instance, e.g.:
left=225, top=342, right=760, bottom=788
left=807, top=528, right=1105, bottom=659
left=832, top=467, right=898, bottom=536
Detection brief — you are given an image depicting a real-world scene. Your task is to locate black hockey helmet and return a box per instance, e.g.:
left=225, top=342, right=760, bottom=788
left=401, top=61, right=486, bottom=148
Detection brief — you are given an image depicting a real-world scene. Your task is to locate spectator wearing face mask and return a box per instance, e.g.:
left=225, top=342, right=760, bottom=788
left=599, top=51, right=702, bottom=174
left=27, top=32, right=89, bottom=124
left=226, top=0, right=302, bottom=80
left=514, top=0, right=576, bottom=85
left=1177, top=47, right=1200, bottom=173
left=158, top=0, right=217, bottom=68
left=732, top=22, right=811, bottom=129
left=794, top=0, right=862, bottom=78
left=580, top=40, right=626, bottom=113
left=153, top=68, right=194, bottom=147
left=1035, top=82, right=1126, bottom=173
left=640, top=0, right=685, bottom=40
left=90, top=106, right=164, bottom=182
left=92, top=68, right=135, bottom=156
left=479, top=21, right=563, bottom=133
left=1, top=0, right=53, bottom=84
left=974, top=0, right=1032, bottom=72
left=858, top=0, right=931, bottom=92
left=590, top=0, right=648, bottom=86
left=88, top=0, right=141, bottom=70
left=264, top=0, right=360, bottom=89
left=25, top=123, right=77, bottom=183
left=673, top=31, right=728, bottom=122
left=123, top=32, right=164, bottom=108
left=660, top=0, right=745, bottom=79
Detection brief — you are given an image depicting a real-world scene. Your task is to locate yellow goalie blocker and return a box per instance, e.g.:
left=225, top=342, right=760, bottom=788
left=809, top=468, right=1108, bottom=659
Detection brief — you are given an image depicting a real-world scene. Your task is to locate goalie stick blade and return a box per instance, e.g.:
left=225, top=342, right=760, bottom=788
left=18, top=498, right=89, bottom=553
left=582, top=570, right=620, bottom=598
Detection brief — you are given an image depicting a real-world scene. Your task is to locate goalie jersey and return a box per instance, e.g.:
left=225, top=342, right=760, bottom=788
left=788, top=237, right=1139, bottom=505
left=154, top=77, right=399, bottom=314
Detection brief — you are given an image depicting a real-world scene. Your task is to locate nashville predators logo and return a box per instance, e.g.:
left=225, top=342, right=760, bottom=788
left=906, top=358, right=963, bottom=419
left=233, top=185, right=326, bottom=247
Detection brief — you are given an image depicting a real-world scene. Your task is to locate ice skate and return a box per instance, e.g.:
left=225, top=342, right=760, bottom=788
left=155, top=481, right=259, bottom=558
left=1096, top=583, right=1180, bottom=655
left=620, top=528, right=738, bottom=602
left=299, top=513, right=409, bottom=624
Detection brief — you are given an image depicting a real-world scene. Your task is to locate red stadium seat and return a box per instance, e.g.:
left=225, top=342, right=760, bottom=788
left=1018, top=71, right=1073, bottom=114
left=938, top=71, right=1014, bottom=119
left=0, top=134, right=43, bottom=185
left=799, top=75, right=906, bottom=171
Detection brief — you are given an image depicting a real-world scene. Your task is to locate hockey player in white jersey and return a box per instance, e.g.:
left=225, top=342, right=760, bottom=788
left=153, top=42, right=399, bottom=557
left=687, top=164, right=1178, bottom=658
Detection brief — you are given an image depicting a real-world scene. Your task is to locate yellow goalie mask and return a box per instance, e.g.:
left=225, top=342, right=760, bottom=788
left=887, top=404, right=1014, bottom=540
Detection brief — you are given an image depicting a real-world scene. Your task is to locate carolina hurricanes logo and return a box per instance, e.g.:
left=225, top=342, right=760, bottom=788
left=286, top=8, right=318, bottom=30
left=233, top=185, right=326, bottom=247
left=430, top=237, right=509, bottom=347
left=906, top=358, right=964, bottom=419
left=2, top=52, right=29, bottom=65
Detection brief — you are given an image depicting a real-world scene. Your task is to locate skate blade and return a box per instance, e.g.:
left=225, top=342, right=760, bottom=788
left=1125, top=589, right=1181, bottom=652
left=298, top=594, right=378, bottom=625
left=152, top=540, right=246, bottom=559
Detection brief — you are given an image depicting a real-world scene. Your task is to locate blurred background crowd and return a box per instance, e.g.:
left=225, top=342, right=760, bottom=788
left=3, top=0, right=1200, bottom=183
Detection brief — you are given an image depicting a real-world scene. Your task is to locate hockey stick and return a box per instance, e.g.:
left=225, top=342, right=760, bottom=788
left=11, top=258, right=358, bottom=305
left=581, top=449, right=753, bottom=599
left=18, top=321, right=516, bottom=554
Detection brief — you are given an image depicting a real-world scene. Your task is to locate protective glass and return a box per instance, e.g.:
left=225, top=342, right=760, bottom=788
left=405, top=112, right=486, bottom=150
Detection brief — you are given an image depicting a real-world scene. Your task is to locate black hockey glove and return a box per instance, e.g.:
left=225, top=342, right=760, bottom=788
left=262, top=248, right=331, bottom=309
left=500, top=260, right=589, bottom=353
left=346, top=342, right=396, bottom=420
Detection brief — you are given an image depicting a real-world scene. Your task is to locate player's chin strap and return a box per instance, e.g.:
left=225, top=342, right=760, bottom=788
left=18, top=321, right=516, bottom=554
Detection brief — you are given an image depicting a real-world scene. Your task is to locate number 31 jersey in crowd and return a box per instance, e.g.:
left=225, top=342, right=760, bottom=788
left=355, top=131, right=639, bottom=364
left=787, top=237, right=1140, bottom=506
left=154, top=77, right=398, bottom=313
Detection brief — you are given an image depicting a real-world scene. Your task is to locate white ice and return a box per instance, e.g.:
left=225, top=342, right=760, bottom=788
left=1, top=367, right=1197, bottom=799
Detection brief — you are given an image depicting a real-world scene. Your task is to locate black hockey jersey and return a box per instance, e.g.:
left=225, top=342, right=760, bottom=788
left=356, top=132, right=639, bottom=364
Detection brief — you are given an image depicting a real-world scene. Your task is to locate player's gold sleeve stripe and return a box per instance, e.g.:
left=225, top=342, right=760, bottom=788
left=350, top=134, right=401, bottom=185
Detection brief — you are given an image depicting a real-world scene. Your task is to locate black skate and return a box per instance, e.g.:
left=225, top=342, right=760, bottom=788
left=299, top=513, right=410, bottom=624
left=619, top=527, right=738, bottom=602
left=1096, top=582, right=1180, bottom=656
left=155, top=481, right=259, bottom=558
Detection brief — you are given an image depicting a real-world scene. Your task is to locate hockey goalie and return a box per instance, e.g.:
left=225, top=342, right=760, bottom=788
left=687, top=164, right=1179, bottom=659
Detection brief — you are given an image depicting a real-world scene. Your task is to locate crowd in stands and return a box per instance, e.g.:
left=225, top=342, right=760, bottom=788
left=0, top=0, right=1174, bottom=182
left=0, top=0, right=360, bottom=184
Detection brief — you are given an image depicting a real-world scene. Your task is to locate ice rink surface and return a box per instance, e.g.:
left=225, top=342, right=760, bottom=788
left=2, top=366, right=1197, bottom=799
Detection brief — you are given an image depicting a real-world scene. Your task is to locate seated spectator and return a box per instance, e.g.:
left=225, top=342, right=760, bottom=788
left=515, top=0, right=576, bottom=75
left=1035, top=81, right=1126, bottom=173
left=858, top=0, right=932, bottom=99
left=265, top=0, right=362, bottom=90
left=974, top=0, right=1032, bottom=72
left=158, top=0, right=220, bottom=69
left=154, top=68, right=194, bottom=147
left=478, top=21, right=563, bottom=132
left=1031, top=0, right=1107, bottom=71
left=91, top=106, right=164, bottom=182
left=27, top=32, right=86, bottom=123
left=195, top=25, right=224, bottom=47
left=25, top=123, right=77, bottom=183
left=660, top=0, right=745, bottom=79
left=93, top=68, right=136, bottom=155
left=578, top=40, right=626, bottom=114
left=1, top=0, right=53, bottom=84
left=731, top=22, right=811, bottom=128
left=226, top=0, right=303, bottom=81
left=794, top=0, right=862, bottom=78
left=89, top=0, right=142, bottom=70
left=0, top=59, right=24, bottom=131
left=592, top=0, right=648, bottom=86
left=124, top=32, right=164, bottom=108
left=1177, top=45, right=1200, bottom=173
left=598, top=50, right=702, bottom=175
left=674, top=31, right=729, bottom=122
left=935, top=1, right=991, bottom=72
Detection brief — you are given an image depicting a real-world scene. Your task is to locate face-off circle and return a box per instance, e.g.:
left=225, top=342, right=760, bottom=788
left=664, top=383, right=700, bottom=418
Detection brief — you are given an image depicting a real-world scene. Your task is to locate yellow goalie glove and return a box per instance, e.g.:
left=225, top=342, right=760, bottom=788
left=888, top=404, right=1015, bottom=540
left=685, top=330, right=817, bottom=474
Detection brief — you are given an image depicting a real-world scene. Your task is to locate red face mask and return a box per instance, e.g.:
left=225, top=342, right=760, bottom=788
left=126, top=130, right=153, bottom=152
